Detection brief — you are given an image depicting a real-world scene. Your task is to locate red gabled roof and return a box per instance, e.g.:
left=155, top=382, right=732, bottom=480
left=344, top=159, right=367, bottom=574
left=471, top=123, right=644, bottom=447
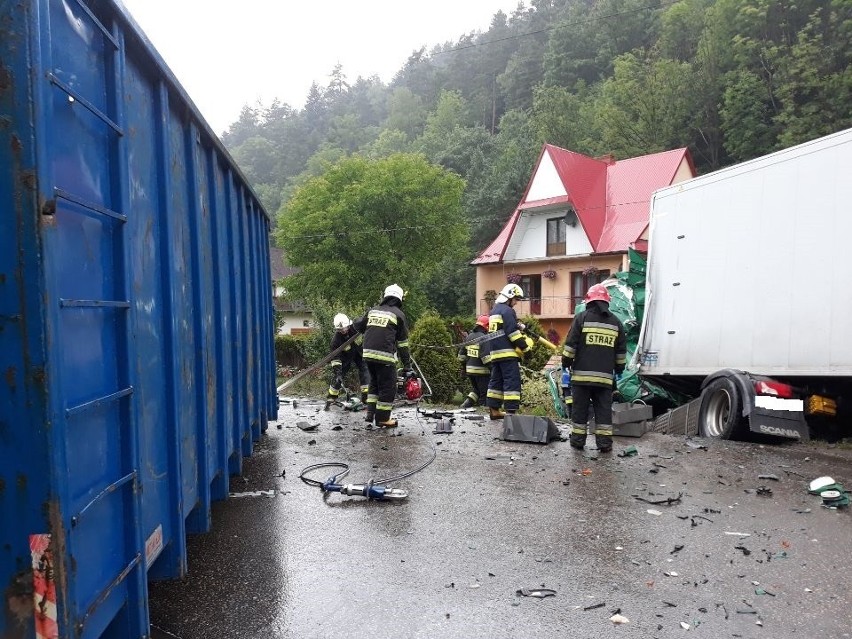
left=472, top=145, right=693, bottom=264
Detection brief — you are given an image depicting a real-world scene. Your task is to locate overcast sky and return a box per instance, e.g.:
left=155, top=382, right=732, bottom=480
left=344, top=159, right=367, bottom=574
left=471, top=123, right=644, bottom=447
left=119, top=0, right=525, bottom=135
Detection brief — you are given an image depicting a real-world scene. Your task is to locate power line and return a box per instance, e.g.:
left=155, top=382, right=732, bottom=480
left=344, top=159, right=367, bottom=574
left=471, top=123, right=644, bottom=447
left=277, top=197, right=658, bottom=241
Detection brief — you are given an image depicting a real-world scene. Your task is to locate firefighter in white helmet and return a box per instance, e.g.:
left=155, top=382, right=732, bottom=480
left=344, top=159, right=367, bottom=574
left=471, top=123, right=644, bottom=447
left=485, top=283, right=534, bottom=420
left=325, top=313, right=370, bottom=410
left=352, top=284, right=411, bottom=428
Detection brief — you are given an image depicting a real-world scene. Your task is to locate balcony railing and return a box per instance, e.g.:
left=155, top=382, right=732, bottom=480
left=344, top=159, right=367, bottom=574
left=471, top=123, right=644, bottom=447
left=479, top=296, right=581, bottom=318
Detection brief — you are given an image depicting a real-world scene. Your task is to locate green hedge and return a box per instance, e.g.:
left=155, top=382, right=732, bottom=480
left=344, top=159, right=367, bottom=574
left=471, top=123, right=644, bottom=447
left=410, top=311, right=461, bottom=404
left=274, top=334, right=309, bottom=368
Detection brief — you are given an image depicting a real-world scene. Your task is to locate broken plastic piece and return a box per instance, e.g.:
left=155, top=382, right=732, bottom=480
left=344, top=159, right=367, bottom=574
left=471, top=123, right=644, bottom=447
left=618, top=445, right=639, bottom=458
left=647, top=509, right=662, bottom=516
left=809, top=476, right=835, bottom=492
left=680, top=622, right=691, bottom=630
left=516, top=588, right=556, bottom=598
left=610, top=614, right=629, bottom=624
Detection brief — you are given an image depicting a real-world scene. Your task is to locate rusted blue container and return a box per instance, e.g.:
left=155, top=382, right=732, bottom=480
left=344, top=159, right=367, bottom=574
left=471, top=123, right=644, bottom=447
left=0, top=1, right=276, bottom=637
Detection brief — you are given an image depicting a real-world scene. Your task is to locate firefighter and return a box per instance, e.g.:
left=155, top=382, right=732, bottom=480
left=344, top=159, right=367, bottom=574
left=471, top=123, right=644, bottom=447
left=562, top=283, right=627, bottom=452
left=325, top=313, right=370, bottom=410
left=353, top=284, right=411, bottom=428
left=457, top=315, right=491, bottom=408
left=485, top=283, right=534, bottom=420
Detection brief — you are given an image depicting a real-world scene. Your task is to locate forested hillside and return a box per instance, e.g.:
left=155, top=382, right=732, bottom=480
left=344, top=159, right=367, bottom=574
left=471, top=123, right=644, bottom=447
left=224, top=0, right=850, bottom=314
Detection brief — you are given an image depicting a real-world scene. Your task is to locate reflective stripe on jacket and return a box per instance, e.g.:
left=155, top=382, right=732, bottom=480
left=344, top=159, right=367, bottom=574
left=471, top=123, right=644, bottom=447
left=562, top=307, right=627, bottom=388
left=487, top=302, right=529, bottom=361
left=457, top=326, right=490, bottom=375
left=353, top=302, right=410, bottom=367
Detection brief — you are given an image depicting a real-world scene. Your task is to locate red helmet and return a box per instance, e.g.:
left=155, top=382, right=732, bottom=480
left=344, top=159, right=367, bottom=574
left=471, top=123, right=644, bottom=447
left=476, top=315, right=489, bottom=329
left=584, top=283, right=611, bottom=304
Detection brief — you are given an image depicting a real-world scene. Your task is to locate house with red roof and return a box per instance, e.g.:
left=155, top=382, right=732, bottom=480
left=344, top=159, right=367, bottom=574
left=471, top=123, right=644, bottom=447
left=473, top=143, right=695, bottom=341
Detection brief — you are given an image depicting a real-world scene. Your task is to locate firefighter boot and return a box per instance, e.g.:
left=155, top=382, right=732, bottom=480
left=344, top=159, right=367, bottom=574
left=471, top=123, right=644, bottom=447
left=364, top=409, right=375, bottom=424
left=489, top=407, right=506, bottom=420
left=595, top=426, right=613, bottom=453
left=460, top=395, right=476, bottom=409
left=569, top=422, right=588, bottom=450
left=377, top=419, right=398, bottom=429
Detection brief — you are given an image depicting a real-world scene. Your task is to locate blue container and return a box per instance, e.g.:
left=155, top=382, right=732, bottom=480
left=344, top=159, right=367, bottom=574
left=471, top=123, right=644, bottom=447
left=0, top=1, right=276, bottom=637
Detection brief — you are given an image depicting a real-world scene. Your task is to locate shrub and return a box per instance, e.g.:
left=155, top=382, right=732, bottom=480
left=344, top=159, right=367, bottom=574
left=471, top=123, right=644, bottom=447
left=518, top=315, right=555, bottom=372
left=520, top=368, right=559, bottom=418
left=410, top=311, right=461, bottom=404
left=274, top=334, right=309, bottom=368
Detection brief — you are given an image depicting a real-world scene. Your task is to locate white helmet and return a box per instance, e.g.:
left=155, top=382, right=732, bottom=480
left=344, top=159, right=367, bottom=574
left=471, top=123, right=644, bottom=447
left=333, top=313, right=352, bottom=330
left=496, top=283, right=525, bottom=303
left=383, top=284, right=404, bottom=301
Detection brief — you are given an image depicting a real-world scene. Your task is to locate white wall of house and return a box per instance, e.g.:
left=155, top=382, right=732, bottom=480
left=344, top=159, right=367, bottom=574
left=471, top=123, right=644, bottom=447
left=277, top=313, right=313, bottom=335
left=505, top=209, right=594, bottom=261
left=525, top=152, right=566, bottom=202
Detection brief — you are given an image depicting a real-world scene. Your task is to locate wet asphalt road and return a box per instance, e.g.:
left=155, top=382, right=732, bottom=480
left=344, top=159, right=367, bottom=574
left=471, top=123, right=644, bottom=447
left=149, top=399, right=852, bottom=639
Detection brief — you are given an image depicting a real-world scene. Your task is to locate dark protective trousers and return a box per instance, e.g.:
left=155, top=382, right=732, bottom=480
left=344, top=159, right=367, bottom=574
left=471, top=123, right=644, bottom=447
left=327, top=358, right=370, bottom=402
left=366, top=361, right=397, bottom=423
left=570, top=384, right=614, bottom=449
left=465, top=374, right=489, bottom=406
left=486, top=359, right=522, bottom=412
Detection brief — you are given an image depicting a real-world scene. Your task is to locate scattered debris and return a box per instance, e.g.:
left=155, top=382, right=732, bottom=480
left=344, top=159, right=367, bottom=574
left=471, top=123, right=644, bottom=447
left=583, top=602, right=606, bottom=611
left=734, top=546, right=751, bottom=556
left=307, top=439, right=317, bottom=446
left=754, top=588, right=775, bottom=596
left=331, top=425, right=343, bottom=431
left=610, top=614, right=629, bottom=624
left=756, top=486, right=773, bottom=497
left=229, top=490, right=275, bottom=498
left=757, top=474, right=780, bottom=481
left=618, top=446, right=639, bottom=458
left=662, top=601, right=677, bottom=607
left=664, top=571, right=679, bottom=577
left=634, top=493, right=683, bottom=506
left=671, top=545, right=684, bottom=554
left=296, top=421, right=318, bottom=432
left=685, top=439, right=708, bottom=450
left=724, top=532, right=751, bottom=537
left=647, top=509, right=663, bottom=516
left=680, top=621, right=691, bottom=630
left=516, top=588, right=556, bottom=598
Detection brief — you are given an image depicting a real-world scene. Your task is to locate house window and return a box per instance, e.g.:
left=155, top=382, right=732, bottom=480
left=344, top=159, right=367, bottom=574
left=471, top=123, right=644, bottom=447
left=546, top=217, right=566, bottom=257
left=520, top=274, right=542, bottom=315
left=570, top=269, right=610, bottom=313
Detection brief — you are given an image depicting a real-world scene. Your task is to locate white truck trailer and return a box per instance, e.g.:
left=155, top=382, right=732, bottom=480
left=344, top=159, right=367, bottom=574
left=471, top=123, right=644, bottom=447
left=639, top=128, right=852, bottom=440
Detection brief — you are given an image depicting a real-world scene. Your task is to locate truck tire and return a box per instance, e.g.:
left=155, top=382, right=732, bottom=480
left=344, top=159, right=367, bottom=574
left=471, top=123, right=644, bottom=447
left=698, top=377, right=745, bottom=440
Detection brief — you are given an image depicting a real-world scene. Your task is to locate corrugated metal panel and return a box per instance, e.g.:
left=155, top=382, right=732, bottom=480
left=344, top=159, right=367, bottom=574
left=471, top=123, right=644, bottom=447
left=0, top=1, right=275, bottom=637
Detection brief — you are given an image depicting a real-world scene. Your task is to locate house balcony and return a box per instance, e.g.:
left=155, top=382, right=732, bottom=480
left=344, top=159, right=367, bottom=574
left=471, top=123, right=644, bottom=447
left=479, top=296, right=582, bottom=319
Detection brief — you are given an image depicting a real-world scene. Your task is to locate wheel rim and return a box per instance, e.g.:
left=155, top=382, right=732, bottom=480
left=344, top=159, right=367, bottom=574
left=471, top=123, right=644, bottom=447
left=702, top=388, right=731, bottom=437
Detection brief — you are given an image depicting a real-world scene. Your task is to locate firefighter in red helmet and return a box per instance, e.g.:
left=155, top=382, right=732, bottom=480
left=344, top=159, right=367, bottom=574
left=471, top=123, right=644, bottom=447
left=562, top=283, right=626, bottom=452
left=457, top=315, right=492, bottom=408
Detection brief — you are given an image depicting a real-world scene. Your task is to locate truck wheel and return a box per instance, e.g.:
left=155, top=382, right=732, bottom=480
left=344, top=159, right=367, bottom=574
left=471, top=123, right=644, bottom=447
left=698, top=377, right=745, bottom=440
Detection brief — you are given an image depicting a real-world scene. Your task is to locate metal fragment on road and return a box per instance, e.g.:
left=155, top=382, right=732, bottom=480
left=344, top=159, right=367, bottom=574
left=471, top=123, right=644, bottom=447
left=647, top=509, right=662, bottom=516
left=516, top=588, right=556, bottom=598
left=583, top=602, right=606, bottom=611
left=724, top=531, right=751, bottom=537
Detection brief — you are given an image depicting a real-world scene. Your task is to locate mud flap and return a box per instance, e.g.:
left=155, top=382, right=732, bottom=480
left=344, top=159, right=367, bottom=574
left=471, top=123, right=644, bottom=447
left=748, top=407, right=809, bottom=441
